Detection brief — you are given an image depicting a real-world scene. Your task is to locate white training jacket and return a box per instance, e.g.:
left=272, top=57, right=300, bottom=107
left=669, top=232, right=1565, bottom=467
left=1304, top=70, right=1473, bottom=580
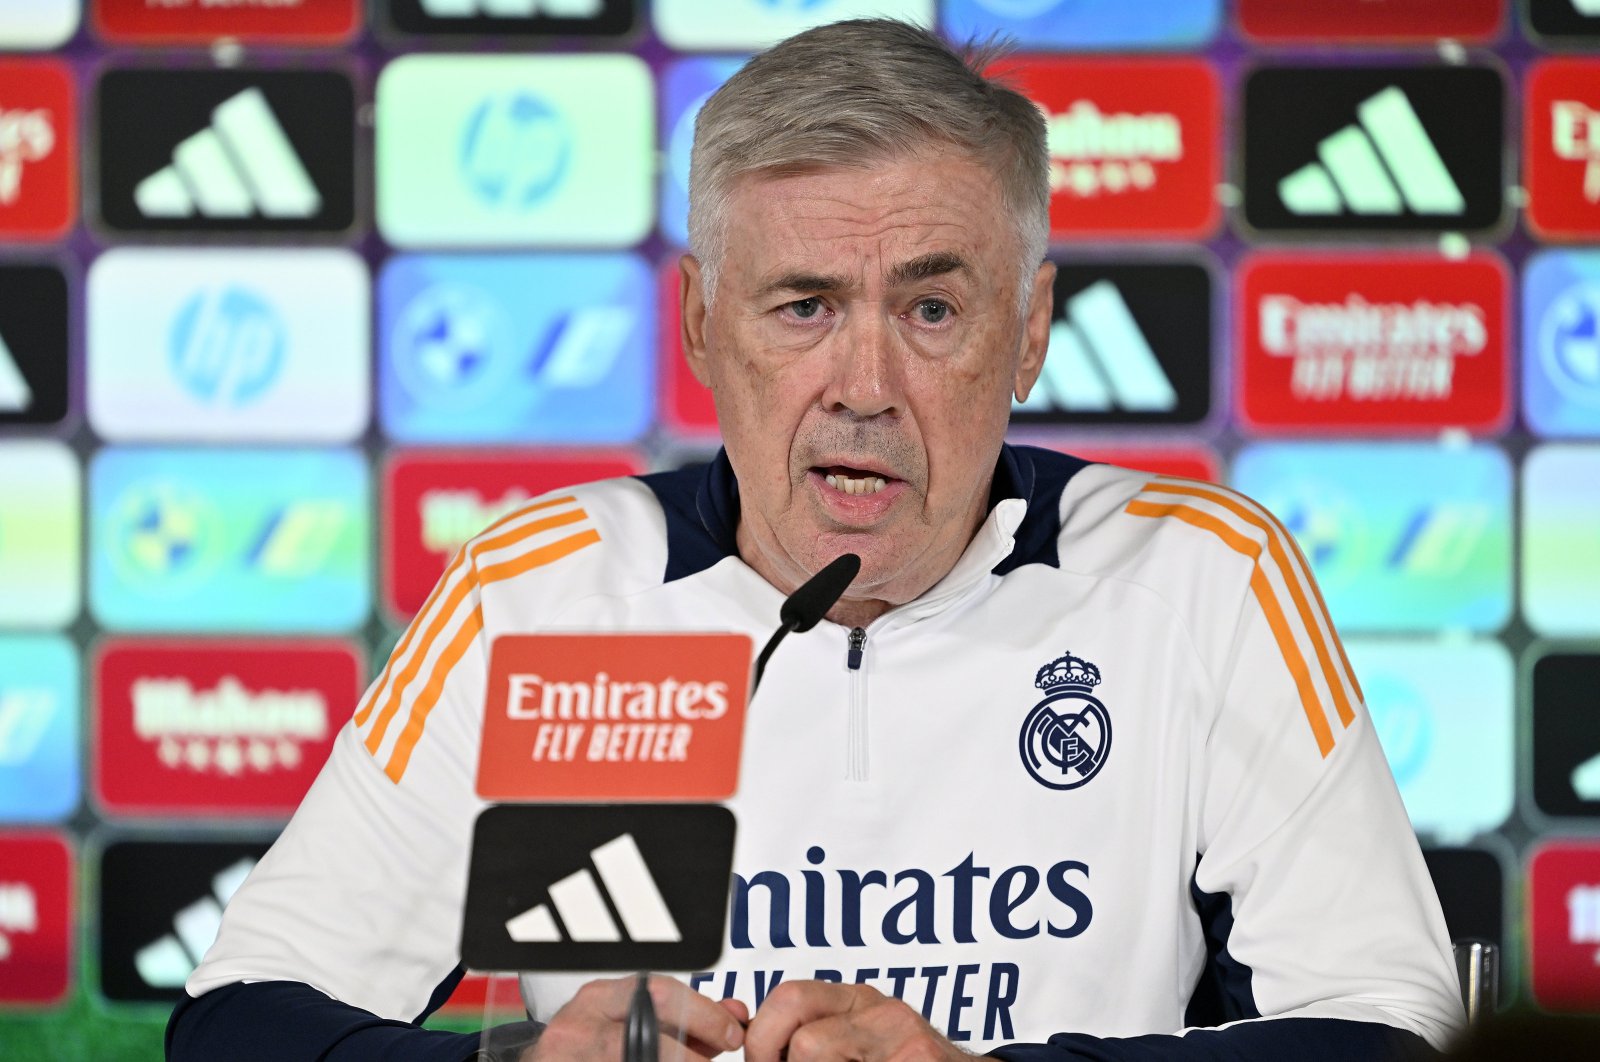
left=173, top=446, right=1465, bottom=1062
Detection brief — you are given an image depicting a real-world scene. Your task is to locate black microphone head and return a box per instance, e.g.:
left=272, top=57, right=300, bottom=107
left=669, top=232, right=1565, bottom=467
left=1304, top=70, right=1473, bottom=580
left=779, top=553, right=861, bottom=633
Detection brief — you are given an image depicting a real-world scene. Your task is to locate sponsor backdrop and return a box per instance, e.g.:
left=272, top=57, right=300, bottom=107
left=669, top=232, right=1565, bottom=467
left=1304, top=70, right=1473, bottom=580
left=1, top=0, right=1599, bottom=1052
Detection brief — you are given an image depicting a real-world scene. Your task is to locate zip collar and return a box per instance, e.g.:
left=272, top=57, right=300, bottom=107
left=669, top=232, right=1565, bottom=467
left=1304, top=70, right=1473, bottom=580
left=637, top=443, right=1089, bottom=589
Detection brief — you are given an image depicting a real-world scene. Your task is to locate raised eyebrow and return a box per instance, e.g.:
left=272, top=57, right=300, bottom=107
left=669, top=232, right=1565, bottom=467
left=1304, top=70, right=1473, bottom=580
left=887, top=251, right=970, bottom=288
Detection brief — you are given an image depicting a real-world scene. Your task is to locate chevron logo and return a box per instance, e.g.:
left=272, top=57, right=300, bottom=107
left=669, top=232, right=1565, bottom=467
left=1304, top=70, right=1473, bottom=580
left=133, top=88, right=320, bottom=220
left=1278, top=87, right=1465, bottom=217
left=132, top=858, right=255, bottom=989
left=421, top=0, right=603, bottom=12
left=505, top=833, right=681, bottom=944
left=1016, top=281, right=1178, bottom=414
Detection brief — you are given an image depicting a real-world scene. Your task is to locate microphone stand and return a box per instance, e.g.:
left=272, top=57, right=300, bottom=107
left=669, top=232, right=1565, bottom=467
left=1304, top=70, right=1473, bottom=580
left=620, top=554, right=861, bottom=1062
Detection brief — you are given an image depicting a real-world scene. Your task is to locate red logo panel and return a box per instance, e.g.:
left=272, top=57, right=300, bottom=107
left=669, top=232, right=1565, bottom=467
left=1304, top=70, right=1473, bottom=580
left=1237, top=253, right=1509, bottom=434
left=94, top=640, right=360, bottom=816
left=1531, top=841, right=1600, bottom=1012
left=1238, top=0, right=1504, bottom=41
left=384, top=451, right=646, bottom=620
left=94, top=0, right=358, bottom=43
left=0, top=60, right=74, bottom=241
left=987, top=58, right=1219, bottom=239
left=1527, top=59, right=1600, bottom=240
left=478, top=634, right=752, bottom=802
left=0, top=832, right=71, bottom=1005
left=1060, top=446, right=1220, bottom=483
left=659, top=261, right=719, bottom=436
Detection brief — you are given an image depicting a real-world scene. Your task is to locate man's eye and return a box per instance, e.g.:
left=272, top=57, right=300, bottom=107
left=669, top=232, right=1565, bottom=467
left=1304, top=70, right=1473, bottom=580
left=787, top=297, right=824, bottom=320
left=915, top=299, right=951, bottom=324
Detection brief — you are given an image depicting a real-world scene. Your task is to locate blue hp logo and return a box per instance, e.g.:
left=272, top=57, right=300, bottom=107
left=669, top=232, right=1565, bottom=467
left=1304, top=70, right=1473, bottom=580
left=1020, top=652, right=1112, bottom=790
left=168, top=287, right=285, bottom=406
left=460, top=92, right=572, bottom=209
left=1539, top=281, right=1600, bottom=410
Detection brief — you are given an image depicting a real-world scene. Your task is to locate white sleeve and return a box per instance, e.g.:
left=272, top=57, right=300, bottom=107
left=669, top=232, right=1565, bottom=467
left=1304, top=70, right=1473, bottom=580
left=187, top=547, right=491, bottom=1021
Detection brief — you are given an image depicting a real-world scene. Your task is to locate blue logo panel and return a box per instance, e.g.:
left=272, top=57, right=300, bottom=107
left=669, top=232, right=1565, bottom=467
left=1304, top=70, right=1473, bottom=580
left=0, top=636, right=78, bottom=821
left=661, top=58, right=746, bottom=248
left=378, top=255, right=655, bottom=444
left=940, top=0, right=1221, bottom=49
left=1524, top=251, right=1600, bottom=437
left=89, top=449, right=370, bottom=632
left=1523, top=444, right=1600, bottom=636
left=1346, top=638, right=1512, bottom=843
left=1233, top=443, right=1512, bottom=632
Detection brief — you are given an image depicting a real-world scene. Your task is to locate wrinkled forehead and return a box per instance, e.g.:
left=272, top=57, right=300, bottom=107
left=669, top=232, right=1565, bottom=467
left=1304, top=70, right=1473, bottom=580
left=720, top=155, right=1015, bottom=292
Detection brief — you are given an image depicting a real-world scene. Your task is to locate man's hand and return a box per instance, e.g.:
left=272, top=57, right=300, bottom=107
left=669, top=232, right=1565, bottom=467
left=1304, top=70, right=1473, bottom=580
left=525, top=974, right=748, bottom=1062
left=744, top=981, right=971, bottom=1062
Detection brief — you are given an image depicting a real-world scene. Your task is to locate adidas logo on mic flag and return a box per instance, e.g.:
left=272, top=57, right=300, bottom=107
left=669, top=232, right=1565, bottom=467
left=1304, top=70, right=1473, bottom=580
left=461, top=804, right=736, bottom=972
left=95, top=69, right=354, bottom=234
left=1243, top=66, right=1504, bottom=234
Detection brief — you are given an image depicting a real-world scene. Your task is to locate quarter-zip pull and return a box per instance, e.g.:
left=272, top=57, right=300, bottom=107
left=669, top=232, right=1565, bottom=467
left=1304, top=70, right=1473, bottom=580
left=845, top=627, right=868, bottom=781
left=847, top=627, right=866, bottom=670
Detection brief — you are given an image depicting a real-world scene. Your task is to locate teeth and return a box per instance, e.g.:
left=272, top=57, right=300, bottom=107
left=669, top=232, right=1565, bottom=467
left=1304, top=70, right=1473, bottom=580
left=824, top=473, right=888, bottom=495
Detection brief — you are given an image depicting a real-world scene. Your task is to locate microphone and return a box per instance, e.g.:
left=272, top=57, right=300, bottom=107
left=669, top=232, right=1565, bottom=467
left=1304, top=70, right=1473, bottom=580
left=751, top=553, right=861, bottom=695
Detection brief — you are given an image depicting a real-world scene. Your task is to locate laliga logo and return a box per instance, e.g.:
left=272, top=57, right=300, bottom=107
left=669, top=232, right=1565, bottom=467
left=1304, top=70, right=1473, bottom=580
left=1019, top=652, right=1112, bottom=790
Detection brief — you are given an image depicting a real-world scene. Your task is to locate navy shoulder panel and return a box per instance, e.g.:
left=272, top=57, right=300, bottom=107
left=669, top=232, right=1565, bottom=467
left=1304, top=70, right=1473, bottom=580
left=636, top=451, right=741, bottom=584
left=992, top=445, right=1092, bottom=577
left=989, top=1018, right=1438, bottom=1061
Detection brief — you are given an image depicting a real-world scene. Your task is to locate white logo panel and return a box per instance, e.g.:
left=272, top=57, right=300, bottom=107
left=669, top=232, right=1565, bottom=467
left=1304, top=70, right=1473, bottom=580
left=653, top=0, right=934, bottom=50
left=88, top=249, right=369, bottom=442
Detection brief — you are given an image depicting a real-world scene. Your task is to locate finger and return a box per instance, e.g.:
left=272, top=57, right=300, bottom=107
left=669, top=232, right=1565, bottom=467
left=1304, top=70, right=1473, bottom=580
left=648, top=978, right=745, bottom=1055
left=744, top=981, right=876, bottom=1062
left=718, top=997, right=751, bottom=1026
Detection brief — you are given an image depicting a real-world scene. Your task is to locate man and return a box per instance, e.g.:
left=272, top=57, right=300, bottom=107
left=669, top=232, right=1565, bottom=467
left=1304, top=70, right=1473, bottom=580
left=168, top=19, right=1464, bottom=1062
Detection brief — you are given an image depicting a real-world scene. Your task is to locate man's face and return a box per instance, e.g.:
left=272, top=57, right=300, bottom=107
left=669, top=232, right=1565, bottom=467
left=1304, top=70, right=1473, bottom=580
left=681, top=152, right=1054, bottom=614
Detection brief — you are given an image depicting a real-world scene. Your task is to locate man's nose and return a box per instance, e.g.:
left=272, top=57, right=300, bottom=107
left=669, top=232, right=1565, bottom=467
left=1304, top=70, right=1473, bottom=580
left=821, top=307, right=905, bottom=418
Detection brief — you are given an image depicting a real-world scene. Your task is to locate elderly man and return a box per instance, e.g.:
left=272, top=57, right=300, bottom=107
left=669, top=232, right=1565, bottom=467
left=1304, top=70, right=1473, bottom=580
left=167, top=19, right=1463, bottom=1062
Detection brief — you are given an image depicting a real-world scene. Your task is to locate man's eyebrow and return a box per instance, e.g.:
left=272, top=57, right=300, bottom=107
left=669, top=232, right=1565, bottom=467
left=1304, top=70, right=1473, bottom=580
left=755, top=271, right=850, bottom=299
left=887, top=251, right=970, bottom=287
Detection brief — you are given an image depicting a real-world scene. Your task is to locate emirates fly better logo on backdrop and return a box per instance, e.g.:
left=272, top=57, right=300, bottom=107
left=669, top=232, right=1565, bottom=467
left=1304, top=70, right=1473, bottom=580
left=1237, top=252, right=1509, bottom=433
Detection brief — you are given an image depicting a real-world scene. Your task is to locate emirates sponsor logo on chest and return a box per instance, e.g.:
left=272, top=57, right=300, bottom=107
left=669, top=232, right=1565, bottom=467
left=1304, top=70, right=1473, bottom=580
left=477, top=633, right=751, bottom=801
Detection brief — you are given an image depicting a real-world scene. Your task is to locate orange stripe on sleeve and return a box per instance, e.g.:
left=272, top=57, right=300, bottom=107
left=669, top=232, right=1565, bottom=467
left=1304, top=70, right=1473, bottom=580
left=383, top=604, right=485, bottom=785
left=352, top=496, right=582, bottom=729
left=380, top=528, right=603, bottom=783
left=1124, top=498, right=1337, bottom=758
left=361, top=506, right=590, bottom=755
left=1144, top=481, right=1357, bottom=729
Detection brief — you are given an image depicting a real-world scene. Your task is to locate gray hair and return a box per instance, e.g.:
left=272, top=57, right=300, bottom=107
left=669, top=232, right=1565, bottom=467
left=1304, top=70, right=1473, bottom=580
left=686, top=19, right=1050, bottom=313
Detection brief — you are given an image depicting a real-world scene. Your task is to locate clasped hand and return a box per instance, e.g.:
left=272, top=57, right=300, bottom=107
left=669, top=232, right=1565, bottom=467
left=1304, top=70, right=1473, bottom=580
left=526, top=975, right=971, bottom=1062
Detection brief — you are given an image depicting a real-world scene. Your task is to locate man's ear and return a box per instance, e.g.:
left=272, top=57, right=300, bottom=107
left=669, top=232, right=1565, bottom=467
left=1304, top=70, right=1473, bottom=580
left=1013, top=260, right=1055, bottom=403
left=680, top=254, right=712, bottom=388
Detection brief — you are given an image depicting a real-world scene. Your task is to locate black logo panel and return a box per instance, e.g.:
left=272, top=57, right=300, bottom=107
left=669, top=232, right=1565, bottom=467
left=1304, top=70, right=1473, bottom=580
left=1532, top=651, right=1600, bottom=819
left=1529, top=0, right=1600, bottom=39
left=1012, top=261, right=1211, bottom=428
left=386, top=0, right=635, bottom=36
left=96, top=70, right=355, bottom=235
left=0, top=263, right=68, bottom=426
left=1243, top=66, right=1503, bottom=234
left=98, top=838, right=275, bottom=1004
left=1422, top=846, right=1507, bottom=1005
left=461, top=804, right=736, bottom=973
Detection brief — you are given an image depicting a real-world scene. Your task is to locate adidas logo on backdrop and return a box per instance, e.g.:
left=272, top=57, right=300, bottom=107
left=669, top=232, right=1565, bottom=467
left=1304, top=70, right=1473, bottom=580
left=95, top=70, right=354, bottom=234
left=1243, top=67, right=1503, bottom=234
left=1012, top=262, right=1212, bottom=427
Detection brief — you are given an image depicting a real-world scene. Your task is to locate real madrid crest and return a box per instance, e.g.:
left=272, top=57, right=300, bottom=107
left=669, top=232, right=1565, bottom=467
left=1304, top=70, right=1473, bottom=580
left=1019, top=651, right=1111, bottom=790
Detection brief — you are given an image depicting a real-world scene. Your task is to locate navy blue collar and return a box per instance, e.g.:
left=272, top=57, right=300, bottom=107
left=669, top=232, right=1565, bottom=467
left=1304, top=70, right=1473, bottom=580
left=637, top=444, right=1088, bottom=585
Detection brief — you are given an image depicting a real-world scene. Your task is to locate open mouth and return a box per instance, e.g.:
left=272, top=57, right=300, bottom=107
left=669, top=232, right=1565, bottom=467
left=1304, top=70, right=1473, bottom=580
left=815, top=464, right=896, bottom=496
